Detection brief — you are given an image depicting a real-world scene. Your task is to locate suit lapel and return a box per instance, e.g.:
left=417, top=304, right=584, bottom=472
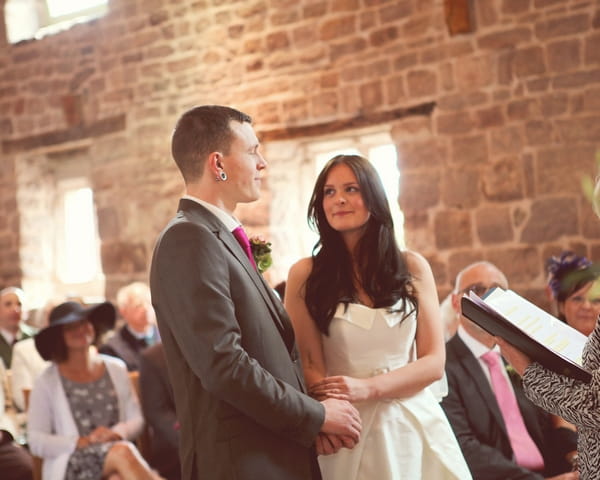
left=452, top=336, right=509, bottom=436
left=179, top=199, right=294, bottom=352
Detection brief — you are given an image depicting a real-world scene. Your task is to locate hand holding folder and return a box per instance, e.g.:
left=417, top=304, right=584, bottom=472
left=461, top=287, right=591, bottom=383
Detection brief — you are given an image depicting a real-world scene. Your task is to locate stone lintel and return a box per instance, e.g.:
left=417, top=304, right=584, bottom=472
left=2, top=115, right=127, bottom=154
left=258, top=102, right=436, bottom=142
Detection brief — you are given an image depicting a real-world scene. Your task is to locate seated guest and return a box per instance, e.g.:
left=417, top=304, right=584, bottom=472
left=0, top=287, right=35, bottom=368
left=441, top=261, right=578, bottom=480
left=100, top=282, right=160, bottom=371
left=0, top=382, right=33, bottom=480
left=543, top=250, right=600, bottom=470
left=139, top=343, right=181, bottom=480
left=11, top=300, right=54, bottom=412
left=27, top=301, right=164, bottom=480
left=547, top=251, right=600, bottom=337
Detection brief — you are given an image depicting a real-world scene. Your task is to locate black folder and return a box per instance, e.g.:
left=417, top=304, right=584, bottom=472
left=461, top=291, right=592, bottom=383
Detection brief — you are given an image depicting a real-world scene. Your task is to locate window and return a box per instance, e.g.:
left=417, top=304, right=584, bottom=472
left=46, top=0, right=106, bottom=18
left=4, top=0, right=108, bottom=44
left=54, top=176, right=104, bottom=297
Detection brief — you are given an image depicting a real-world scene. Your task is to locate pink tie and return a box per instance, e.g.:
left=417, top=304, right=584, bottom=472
left=232, top=226, right=257, bottom=270
left=481, top=350, right=545, bottom=471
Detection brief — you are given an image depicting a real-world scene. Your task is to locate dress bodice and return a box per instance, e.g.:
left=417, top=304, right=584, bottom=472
left=317, top=301, right=471, bottom=479
left=321, top=302, right=416, bottom=378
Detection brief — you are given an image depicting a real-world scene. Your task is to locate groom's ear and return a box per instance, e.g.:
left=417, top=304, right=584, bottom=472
left=206, top=151, right=223, bottom=176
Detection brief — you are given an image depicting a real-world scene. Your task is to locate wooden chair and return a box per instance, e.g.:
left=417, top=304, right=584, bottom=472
left=22, top=387, right=42, bottom=480
left=128, top=371, right=152, bottom=461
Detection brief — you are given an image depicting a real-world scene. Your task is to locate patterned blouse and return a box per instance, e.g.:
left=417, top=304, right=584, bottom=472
left=522, top=318, right=600, bottom=480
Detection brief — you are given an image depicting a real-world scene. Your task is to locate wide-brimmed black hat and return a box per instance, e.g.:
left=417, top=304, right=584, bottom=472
left=35, top=301, right=116, bottom=361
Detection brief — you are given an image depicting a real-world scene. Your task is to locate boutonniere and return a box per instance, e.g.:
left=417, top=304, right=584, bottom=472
left=250, top=236, right=272, bottom=274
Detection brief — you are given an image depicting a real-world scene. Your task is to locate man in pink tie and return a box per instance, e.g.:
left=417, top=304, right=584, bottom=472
left=150, top=105, right=361, bottom=480
left=441, top=261, right=579, bottom=480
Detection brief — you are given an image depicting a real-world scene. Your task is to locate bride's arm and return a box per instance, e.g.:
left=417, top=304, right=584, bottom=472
left=285, top=257, right=328, bottom=390
left=310, top=251, right=446, bottom=403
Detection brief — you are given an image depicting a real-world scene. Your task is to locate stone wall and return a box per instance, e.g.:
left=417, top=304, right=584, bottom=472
left=0, top=0, right=599, bottom=308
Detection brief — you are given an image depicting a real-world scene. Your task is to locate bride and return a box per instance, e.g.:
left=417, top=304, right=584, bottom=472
left=285, top=154, right=471, bottom=479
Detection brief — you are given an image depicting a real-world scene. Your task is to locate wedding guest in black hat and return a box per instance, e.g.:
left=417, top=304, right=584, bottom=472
left=27, top=301, right=164, bottom=480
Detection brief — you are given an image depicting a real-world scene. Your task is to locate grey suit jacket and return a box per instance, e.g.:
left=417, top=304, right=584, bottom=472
left=150, top=199, right=324, bottom=480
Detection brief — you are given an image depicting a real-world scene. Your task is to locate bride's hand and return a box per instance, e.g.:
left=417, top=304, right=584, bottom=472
left=309, top=376, right=372, bottom=403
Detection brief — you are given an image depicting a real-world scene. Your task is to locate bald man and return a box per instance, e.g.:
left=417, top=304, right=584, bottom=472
left=441, top=262, right=577, bottom=480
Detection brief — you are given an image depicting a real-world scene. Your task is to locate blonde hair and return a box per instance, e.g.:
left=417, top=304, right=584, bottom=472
left=116, top=282, right=151, bottom=310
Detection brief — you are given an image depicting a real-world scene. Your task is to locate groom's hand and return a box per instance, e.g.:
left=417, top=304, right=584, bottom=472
left=315, top=433, right=357, bottom=455
left=319, top=398, right=361, bottom=443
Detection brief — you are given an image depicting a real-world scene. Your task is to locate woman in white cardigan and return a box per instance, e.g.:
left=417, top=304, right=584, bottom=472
left=27, top=301, right=163, bottom=480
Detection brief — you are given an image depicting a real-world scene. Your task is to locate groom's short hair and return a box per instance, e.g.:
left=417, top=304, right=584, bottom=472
left=171, top=105, right=252, bottom=183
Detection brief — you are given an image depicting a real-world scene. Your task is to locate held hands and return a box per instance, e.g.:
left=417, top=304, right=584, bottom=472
left=495, top=337, right=533, bottom=376
left=318, top=398, right=362, bottom=456
left=316, top=433, right=357, bottom=455
left=77, top=426, right=122, bottom=448
left=310, top=375, right=372, bottom=403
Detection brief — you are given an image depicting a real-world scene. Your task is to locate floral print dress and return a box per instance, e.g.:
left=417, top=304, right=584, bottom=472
left=61, top=368, right=119, bottom=480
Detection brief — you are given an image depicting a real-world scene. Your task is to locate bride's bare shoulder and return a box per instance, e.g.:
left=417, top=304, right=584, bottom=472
left=288, top=257, right=314, bottom=281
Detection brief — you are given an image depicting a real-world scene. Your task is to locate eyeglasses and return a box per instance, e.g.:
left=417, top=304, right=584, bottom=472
left=460, top=283, right=503, bottom=298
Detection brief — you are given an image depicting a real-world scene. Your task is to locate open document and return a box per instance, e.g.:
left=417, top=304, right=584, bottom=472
left=461, top=288, right=591, bottom=383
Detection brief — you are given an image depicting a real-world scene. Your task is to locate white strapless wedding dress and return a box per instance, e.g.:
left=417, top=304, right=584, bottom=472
left=318, top=302, right=471, bottom=480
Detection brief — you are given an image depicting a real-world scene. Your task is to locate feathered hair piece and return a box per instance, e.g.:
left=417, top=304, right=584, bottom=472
left=546, top=251, right=595, bottom=300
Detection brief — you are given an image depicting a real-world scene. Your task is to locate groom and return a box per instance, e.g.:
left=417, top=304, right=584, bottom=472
left=150, top=105, right=361, bottom=480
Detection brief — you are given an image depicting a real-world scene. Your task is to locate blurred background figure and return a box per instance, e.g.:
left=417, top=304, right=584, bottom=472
left=546, top=251, right=600, bottom=337
left=440, top=293, right=460, bottom=341
left=0, top=377, right=33, bottom=480
left=0, top=287, right=34, bottom=369
left=28, top=301, right=162, bottom=480
left=100, top=282, right=160, bottom=371
left=139, top=342, right=181, bottom=480
left=10, top=299, right=55, bottom=412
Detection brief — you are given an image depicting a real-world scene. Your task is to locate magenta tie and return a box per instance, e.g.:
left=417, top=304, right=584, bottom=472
left=232, top=226, right=257, bottom=270
left=481, top=350, right=545, bottom=471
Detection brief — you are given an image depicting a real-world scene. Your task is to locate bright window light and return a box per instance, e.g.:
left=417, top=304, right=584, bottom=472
left=46, top=0, right=107, bottom=18
left=59, top=186, right=100, bottom=284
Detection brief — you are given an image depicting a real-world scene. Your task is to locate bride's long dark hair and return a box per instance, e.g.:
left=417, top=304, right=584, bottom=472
left=305, top=154, right=417, bottom=335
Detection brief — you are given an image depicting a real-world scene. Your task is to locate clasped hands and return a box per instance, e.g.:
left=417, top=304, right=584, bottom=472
left=77, top=426, right=122, bottom=449
left=314, top=375, right=370, bottom=456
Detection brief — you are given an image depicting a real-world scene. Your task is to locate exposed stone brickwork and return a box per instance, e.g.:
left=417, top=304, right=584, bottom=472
left=0, top=0, right=598, bottom=311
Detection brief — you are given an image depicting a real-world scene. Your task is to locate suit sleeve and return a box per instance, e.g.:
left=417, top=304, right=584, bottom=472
left=441, top=366, right=544, bottom=480
left=151, top=221, right=324, bottom=447
left=138, top=349, right=179, bottom=450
